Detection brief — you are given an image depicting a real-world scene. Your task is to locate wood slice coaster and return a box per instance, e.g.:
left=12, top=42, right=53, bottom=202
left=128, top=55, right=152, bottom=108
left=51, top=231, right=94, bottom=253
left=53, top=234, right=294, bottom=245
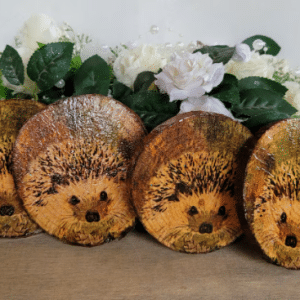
left=12, top=94, right=146, bottom=246
left=0, top=99, right=46, bottom=237
left=244, top=118, right=300, bottom=269
left=131, top=111, right=252, bottom=253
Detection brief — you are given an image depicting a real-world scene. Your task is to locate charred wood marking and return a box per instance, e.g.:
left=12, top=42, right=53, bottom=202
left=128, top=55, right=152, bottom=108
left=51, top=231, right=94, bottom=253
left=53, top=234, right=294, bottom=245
left=28, top=139, right=129, bottom=206
left=149, top=151, right=236, bottom=213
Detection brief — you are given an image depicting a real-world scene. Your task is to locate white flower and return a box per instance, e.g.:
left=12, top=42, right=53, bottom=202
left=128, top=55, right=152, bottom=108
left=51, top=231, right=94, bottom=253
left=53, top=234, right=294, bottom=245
left=155, top=52, right=224, bottom=102
left=232, top=43, right=252, bottom=62
left=283, top=81, right=300, bottom=115
left=2, top=47, right=39, bottom=96
left=179, top=96, right=238, bottom=120
left=226, top=52, right=276, bottom=80
left=18, top=14, right=64, bottom=51
left=113, top=44, right=169, bottom=88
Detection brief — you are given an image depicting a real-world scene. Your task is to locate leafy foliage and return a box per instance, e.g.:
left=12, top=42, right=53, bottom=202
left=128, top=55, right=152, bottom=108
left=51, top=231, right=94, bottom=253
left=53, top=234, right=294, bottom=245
left=0, top=34, right=296, bottom=133
left=119, top=91, right=179, bottom=132
left=27, top=42, right=74, bottom=90
left=133, top=71, right=156, bottom=93
left=74, top=55, right=110, bottom=96
left=242, top=35, right=281, bottom=56
left=194, top=45, right=235, bottom=64
left=209, top=74, right=240, bottom=105
left=0, top=45, right=24, bottom=85
left=238, top=76, right=288, bottom=96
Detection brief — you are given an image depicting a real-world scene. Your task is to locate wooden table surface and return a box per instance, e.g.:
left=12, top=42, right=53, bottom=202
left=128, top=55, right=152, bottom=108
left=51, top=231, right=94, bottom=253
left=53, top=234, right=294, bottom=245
left=0, top=229, right=298, bottom=300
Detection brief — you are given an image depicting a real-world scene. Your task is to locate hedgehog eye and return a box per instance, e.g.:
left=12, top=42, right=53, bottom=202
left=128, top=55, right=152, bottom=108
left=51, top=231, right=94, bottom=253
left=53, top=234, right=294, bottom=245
left=188, top=206, right=198, bottom=216
left=69, top=196, right=80, bottom=205
left=100, top=191, right=108, bottom=201
left=218, top=206, right=226, bottom=216
left=280, top=212, right=287, bottom=223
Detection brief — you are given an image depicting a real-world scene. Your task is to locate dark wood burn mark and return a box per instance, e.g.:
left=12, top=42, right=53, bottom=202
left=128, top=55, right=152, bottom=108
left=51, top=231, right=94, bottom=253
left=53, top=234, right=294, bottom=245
left=104, top=233, right=115, bottom=243
left=166, top=194, right=179, bottom=202
left=33, top=199, right=45, bottom=206
left=118, top=139, right=133, bottom=161
left=176, top=182, right=192, bottom=195
left=153, top=204, right=167, bottom=212
left=51, top=174, right=63, bottom=185
left=46, top=187, right=58, bottom=195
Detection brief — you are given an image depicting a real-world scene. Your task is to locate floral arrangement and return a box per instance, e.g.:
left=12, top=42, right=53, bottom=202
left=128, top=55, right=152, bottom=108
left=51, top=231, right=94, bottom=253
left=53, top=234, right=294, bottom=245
left=0, top=14, right=299, bottom=132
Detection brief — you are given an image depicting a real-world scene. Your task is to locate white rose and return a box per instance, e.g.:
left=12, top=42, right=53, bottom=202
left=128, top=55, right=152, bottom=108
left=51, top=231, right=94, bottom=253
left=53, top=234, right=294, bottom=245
left=2, top=47, right=40, bottom=96
left=155, top=52, right=224, bottom=102
left=113, top=44, right=168, bottom=88
left=283, top=81, right=300, bottom=115
left=18, top=14, right=64, bottom=51
left=179, top=96, right=238, bottom=120
left=226, top=52, right=275, bottom=80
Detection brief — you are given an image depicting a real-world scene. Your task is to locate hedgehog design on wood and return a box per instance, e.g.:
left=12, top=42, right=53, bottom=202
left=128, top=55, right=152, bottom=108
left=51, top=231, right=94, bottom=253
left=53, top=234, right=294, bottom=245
left=142, top=150, right=240, bottom=253
left=132, top=111, right=252, bottom=253
left=13, top=94, right=146, bottom=246
left=22, top=138, right=132, bottom=245
left=0, top=99, right=45, bottom=237
left=244, top=119, right=300, bottom=269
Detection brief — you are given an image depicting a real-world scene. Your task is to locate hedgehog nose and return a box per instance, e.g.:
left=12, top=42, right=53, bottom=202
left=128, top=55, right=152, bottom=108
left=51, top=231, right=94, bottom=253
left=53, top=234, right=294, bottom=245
left=85, top=211, right=100, bottom=223
left=285, top=235, right=297, bottom=248
left=199, top=222, right=213, bottom=234
left=0, top=205, right=15, bottom=216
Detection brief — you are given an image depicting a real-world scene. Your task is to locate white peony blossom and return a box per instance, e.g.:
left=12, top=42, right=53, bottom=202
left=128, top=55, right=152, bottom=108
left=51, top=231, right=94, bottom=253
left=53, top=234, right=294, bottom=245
left=1, top=47, right=39, bottom=95
left=179, top=96, right=238, bottom=120
left=232, top=43, right=252, bottom=62
left=283, top=81, right=300, bottom=115
left=154, top=52, right=224, bottom=102
left=225, top=52, right=275, bottom=80
left=18, top=14, right=64, bottom=51
left=113, top=44, right=169, bottom=88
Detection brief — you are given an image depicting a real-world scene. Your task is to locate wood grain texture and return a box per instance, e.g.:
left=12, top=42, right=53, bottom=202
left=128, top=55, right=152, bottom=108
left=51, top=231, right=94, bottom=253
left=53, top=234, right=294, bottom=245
left=0, top=99, right=46, bottom=237
left=12, top=94, right=146, bottom=246
left=244, top=118, right=300, bottom=269
left=131, top=111, right=252, bottom=253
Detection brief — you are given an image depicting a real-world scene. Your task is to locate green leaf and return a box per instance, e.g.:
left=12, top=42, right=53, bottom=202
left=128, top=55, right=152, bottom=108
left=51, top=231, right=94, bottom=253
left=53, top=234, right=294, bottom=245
left=232, top=88, right=297, bottom=117
left=239, top=76, right=287, bottom=97
left=37, top=42, right=46, bottom=49
left=0, top=71, right=5, bottom=99
left=133, top=71, right=156, bottom=93
left=119, top=91, right=179, bottom=131
left=242, top=35, right=281, bottom=56
left=0, top=45, right=24, bottom=85
left=27, top=42, right=74, bottom=91
left=74, top=55, right=110, bottom=96
left=0, top=87, right=6, bottom=99
left=242, top=111, right=290, bottom=131
left=209, top=74, right=240, bottom=105
left=194, top=45, right=235, bottom=64
left=4, top=88, right=14, bottom=99
left=70, top=55, right=82, bottom=71
left=112, top=80, right=132, bottom=100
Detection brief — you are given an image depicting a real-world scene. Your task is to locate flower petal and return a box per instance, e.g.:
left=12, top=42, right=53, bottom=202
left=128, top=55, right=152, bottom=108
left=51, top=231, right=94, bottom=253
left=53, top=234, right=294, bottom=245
left=179, top=96, right=239, bottom=121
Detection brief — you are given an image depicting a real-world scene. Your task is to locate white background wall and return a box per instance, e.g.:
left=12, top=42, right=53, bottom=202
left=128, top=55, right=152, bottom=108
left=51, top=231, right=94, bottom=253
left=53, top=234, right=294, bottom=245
left=1, top=0, right=300, bottom=67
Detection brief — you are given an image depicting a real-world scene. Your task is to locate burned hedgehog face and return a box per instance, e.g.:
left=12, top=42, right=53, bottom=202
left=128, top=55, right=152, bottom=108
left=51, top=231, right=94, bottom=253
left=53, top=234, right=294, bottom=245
left=252, top=160, right=300, bottom=268
left=142, top=151, right=241, bottom=253
left=21, top=139, right=135, bottom=246
left=0, top=136, right=40, bottom=237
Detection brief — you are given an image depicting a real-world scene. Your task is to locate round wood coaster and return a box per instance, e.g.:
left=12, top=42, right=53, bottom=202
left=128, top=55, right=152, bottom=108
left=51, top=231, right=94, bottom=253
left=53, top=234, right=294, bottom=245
left=12, top=94, right=146, bottom=246
left=131, top=111, right=252, bottom=253
left=244, top=118, right=300, bottom=269
left=0, top=99, right=46, bottom=237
